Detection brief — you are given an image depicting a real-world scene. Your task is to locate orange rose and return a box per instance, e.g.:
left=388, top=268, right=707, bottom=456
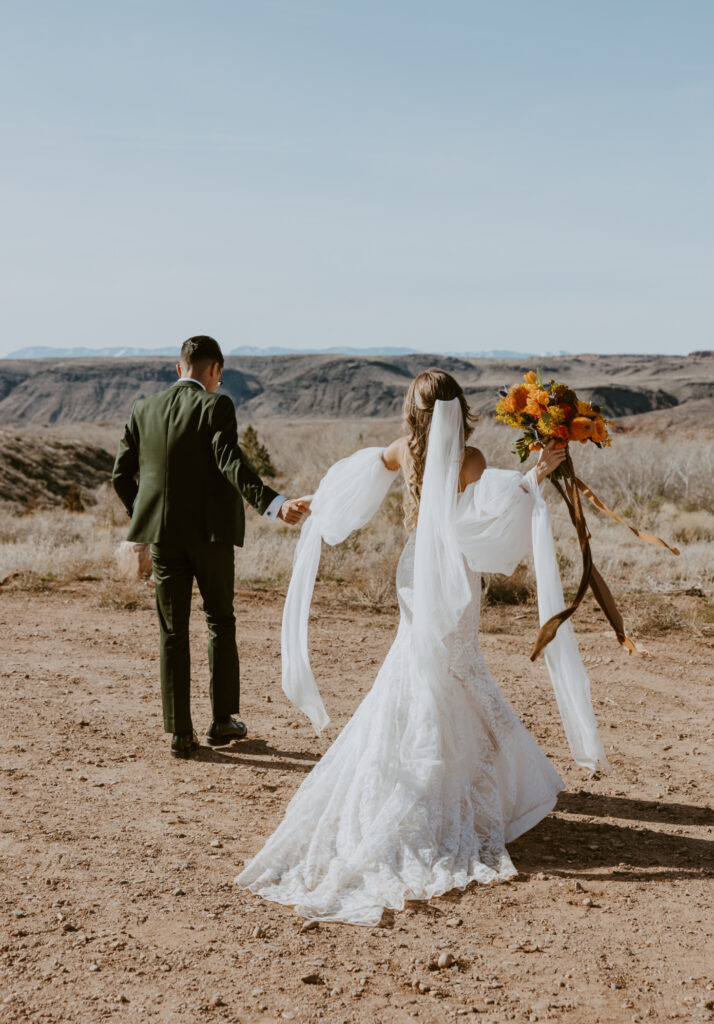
left=525, top=371, right=538, bottom=385
left=525, top=398, right=542, bottom=418
left=535, top=389, right=550, bottom=407
left=591, top=417, right=608, bottom=443
left=553, top=424, right=570, bottom=440
left=570, top=416, right=595, bottom=441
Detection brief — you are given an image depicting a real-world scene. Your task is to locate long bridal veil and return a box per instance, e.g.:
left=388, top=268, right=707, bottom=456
left=412, top=397, right=472, bottom=688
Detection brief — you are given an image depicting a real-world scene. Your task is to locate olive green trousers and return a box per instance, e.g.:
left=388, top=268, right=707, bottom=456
left=150, top=542, right=239, bottom=734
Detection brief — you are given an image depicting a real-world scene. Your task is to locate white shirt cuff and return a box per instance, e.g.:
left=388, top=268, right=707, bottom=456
left=264, top=495, right=286, bottom=521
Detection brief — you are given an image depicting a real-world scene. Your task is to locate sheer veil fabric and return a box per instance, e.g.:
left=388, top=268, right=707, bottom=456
left=237, top=399, right=608, bottom=925
left=280, top=447, right=398, bottom=734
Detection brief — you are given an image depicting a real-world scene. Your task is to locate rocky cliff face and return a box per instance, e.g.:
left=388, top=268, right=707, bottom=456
left=0, top=430, right=115, bottom=509
left=0, top=353, right=711, bottom=425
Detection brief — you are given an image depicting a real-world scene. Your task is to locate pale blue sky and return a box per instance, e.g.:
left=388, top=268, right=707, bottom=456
left=1, top=1, right=712, bottom=357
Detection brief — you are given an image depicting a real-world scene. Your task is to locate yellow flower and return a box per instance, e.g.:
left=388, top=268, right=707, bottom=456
left=536, top=416, right=554, bottom=436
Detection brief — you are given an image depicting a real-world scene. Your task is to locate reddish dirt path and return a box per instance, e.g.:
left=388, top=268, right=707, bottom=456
left=1, top=581, right=712, bottom=1024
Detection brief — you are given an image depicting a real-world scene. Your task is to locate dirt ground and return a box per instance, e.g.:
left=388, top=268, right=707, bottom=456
left=1, top=578, right=712, bottom=1024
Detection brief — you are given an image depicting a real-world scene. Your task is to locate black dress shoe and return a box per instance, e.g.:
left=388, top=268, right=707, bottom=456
left=171, top=731, right=200, bottom=759
left=206, top=716, right=248, bottom=746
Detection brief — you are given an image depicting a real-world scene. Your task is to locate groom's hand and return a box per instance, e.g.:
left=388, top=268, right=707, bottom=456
left=277, top=497, right=312, bottom=525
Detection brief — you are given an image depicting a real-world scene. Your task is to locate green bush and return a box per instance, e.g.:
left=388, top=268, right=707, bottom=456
left=240, top=425, right=277, bottom=477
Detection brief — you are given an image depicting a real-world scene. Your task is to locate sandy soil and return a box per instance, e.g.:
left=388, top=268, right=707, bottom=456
left=1, top=579, right=712, bottom=1024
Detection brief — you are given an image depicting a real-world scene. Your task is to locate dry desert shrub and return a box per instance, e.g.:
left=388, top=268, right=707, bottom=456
left=96, top=577, right=154, bottom=611
left=62, top=482, right=85, bottom=512
left=344, top=578, right=398, bottom=613
left=484, top=565, right=534, bottom=605
left=623, top=594, right=688, bottom=636
left=0, top=569, right=59, bottom=592
left=671, top=508, right=714, bottom=545
left=696, top=600, right=714, bottom=625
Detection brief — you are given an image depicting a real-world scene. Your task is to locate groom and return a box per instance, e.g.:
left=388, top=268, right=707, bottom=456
left=112, top=335, right=309, bottom=759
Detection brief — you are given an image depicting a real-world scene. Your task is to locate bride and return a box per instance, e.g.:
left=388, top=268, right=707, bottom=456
left=236, top=369, right=608, bottom=926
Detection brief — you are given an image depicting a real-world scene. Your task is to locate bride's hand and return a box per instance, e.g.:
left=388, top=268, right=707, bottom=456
left=277, top=496, right=313, bottom=525
left=535, top=441, right=567, bottom=483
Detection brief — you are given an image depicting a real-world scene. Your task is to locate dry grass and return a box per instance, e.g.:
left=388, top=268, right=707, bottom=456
left=343, top=578, right=399, bottom=613
left=95, top=576, right=155, bottom=611
left=622, top=594, right=688, bottom=636
left=1, top=418, right=713, bottom=642
left=0, top=504, right=118, bottom=583
left=484, top=564, right=535, bottom=605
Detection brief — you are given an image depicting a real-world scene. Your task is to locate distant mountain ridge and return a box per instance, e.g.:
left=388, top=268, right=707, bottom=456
left=4, top=344, right=569, bottom=360
left=0, top=352, right=711, bottom=425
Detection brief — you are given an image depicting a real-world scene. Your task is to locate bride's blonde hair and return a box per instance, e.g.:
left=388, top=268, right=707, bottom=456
left=403, top=369, right=478, bottom=529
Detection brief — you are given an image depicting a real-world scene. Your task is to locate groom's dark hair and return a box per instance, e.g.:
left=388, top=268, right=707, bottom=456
left=180, top=335, right=224, bottom=371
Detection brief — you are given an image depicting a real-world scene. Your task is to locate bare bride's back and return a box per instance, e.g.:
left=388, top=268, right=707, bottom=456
left=382, top=435, right=486, bottom=494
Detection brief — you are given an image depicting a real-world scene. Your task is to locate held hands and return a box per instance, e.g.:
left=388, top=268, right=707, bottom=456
left=535, top=441, right=568, bottom=484
left=277, top=496, right=313, bottom=526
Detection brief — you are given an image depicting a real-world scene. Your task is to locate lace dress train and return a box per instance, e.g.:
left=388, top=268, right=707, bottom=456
left=237, top=536, right=564, bottom=926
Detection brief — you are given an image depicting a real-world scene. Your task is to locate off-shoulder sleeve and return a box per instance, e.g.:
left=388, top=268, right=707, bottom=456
left=455, top=467, right=537, bottom=575
left=281, top=448, right=398, bottom=733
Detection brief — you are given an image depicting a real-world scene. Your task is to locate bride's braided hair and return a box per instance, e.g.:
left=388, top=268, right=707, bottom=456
left=403, top=369, right=478, bottom=530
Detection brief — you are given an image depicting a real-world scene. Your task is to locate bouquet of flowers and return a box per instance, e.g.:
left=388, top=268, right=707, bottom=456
left=495, top=370, right=679, bottom=660
left=496, top=370, right=613, bottom=472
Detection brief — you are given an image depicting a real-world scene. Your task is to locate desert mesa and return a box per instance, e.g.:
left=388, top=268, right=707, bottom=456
left=0, top=351, right=712, bottom=427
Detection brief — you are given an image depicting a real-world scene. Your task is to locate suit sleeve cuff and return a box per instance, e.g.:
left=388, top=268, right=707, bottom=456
left=264, top=494, right=286, bottom=521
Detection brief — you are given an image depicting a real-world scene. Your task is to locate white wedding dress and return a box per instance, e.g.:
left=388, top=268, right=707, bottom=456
left=237, top=400, right=608, bottom=926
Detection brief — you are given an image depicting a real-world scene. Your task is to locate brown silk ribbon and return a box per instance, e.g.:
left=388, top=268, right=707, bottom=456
left=530, top=451, right=679, bottom=661
left=575, top=477, right=680, bottom=556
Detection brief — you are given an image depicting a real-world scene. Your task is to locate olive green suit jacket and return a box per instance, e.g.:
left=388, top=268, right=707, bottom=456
left=112, top=379, right=278, bottom=547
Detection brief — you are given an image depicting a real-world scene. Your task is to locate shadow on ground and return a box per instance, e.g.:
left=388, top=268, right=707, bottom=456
left=193, top=736, right=320, bottom=773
